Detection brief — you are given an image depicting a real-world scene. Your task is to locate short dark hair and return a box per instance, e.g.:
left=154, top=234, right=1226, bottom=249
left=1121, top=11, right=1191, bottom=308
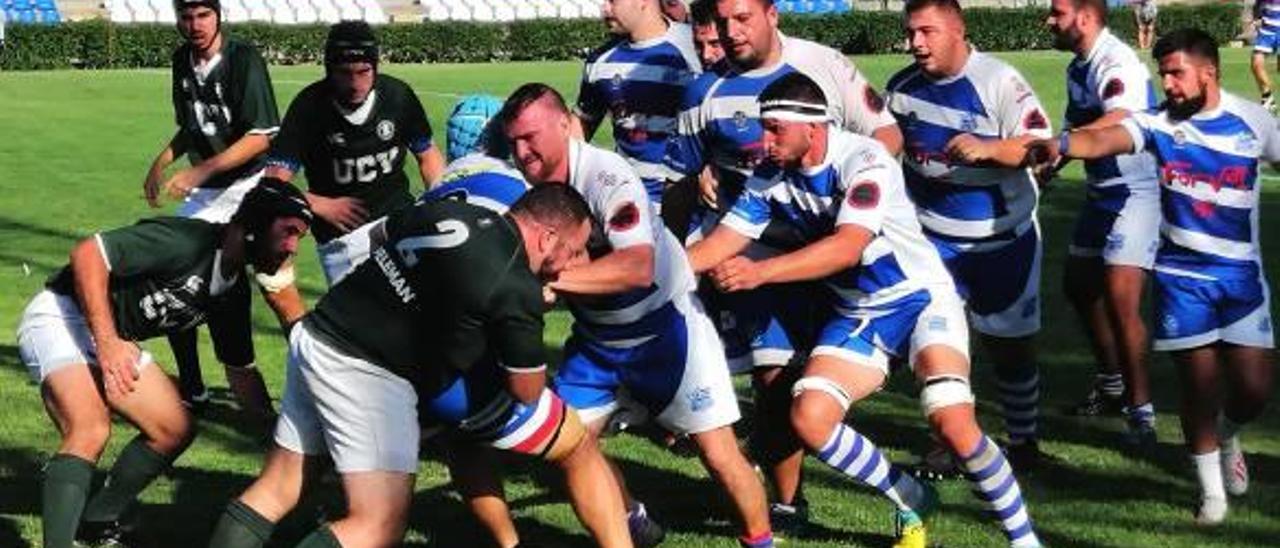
left=904, top=0, right=963, bottom=18
left=1071, top=0, right=1107, bottom=20
left=509, top=183, right=592, bottom=232
left=497, top=83, right=569, bottom=131
left=760, top=72, right=828, bottom=109
left=1153, top=28, right=1220, bottom=71
left=690, top=0, right=715, bottom=25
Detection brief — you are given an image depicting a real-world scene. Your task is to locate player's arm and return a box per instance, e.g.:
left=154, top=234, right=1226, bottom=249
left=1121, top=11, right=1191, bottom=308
left=255, top=264, right=307, bottom=333
left=686, top=224, right=753, bottom=274
left=944, top=134, right=1041, bottom=167
left=163, top=133, right=273, bottom=199
left=416, top=147, right=446, bottom=188
left=548, top=244, right=654, bottom=295
left=144, top=130, right=189, bottom=207
left=712, top=224, right=872, bottom=292
left=491, top=275, right=552, bottom=404
left=1029, top=125, right=1137, bottom=168
left=403, top=86, right=445, bottom=187
left=571, top=64, right=607, bottom=141
left=69, top=236, right=139, bottom=398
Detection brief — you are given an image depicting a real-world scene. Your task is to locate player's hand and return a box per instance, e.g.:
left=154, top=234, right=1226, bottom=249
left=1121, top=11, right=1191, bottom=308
left=163, top=166, right=211, bottom=200
left=311, top=195, right=369, bottom=233
left=97, top=336, right=141, bottom=399
left=143, top=169, right=165, bottom=208
left=944, top=134, right=991, bottom=164
left=698, top=168, right=719, bottom=209
left=709, top=256, right=764, bottom=292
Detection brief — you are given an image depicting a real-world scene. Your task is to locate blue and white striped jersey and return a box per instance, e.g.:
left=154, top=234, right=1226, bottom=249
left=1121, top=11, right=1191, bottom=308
left=420, top=153, right=530, bottom=214
left=1259, top=0, right=1280, bottom=35
left=1065, top=28, right=1159, bottom=187
left=721, top=129, right=953, bottom=309
left=1121, top=92, right=1280, bottom=280
left=886, top=50, right=1053, bottom=241
left=565, top=139, right=697, bottom=343
left=665, top=34, right=896, bottom=201
left=576, top=23, right=701, bottom=197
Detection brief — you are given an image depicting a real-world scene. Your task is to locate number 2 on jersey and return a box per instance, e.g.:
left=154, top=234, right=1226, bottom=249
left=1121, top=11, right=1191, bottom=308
left=396, top=219, right=470, bottom=266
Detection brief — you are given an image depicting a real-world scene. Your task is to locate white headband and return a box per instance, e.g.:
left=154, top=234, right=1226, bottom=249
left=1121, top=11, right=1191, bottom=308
left=759, top=98, right=830, bottom=123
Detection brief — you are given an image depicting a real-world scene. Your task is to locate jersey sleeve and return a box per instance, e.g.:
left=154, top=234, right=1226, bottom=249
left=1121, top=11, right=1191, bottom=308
left=96, top=220, right=205, bottom=279
left=401, top=85, right=435, bottom=155
left=574, top=62, right=608, bottom=127
left=1094, top=58, right=1153, bottom=114
left=721, top=176, right=773, bottom=239
left=232, top=47, right=281, bottom=137
left=266, top=92, right=312, bottom=175
left=1252, top=106, right=1280, bottom=163
left=828, top=54, right=897, bottom=135
left=834, top=156, right=896, bottom=233
left=996, top=67, right=1053, bottom=139
left=487, top=270, right=547, bottom=373
left=664, top=77, right=711, bottom=177
left=1119, top=110, right=1155, bottom=153
left=592, top=162, right=657, bottom=251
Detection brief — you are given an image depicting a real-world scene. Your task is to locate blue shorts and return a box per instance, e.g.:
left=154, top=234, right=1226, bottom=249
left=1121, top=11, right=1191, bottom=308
left=1069, top=183, right=1160, bottom=268
left=554, top=294, right=741, bottom=435
left=1152, top=270, right=1275, bottom=351
left=929, top=224, right=1042, bottom=338
left=811, top=288, right=970, bottom=376
left=700, top=281, right=818, bottom=373
left=1256, top=30, right=1280, bottom=54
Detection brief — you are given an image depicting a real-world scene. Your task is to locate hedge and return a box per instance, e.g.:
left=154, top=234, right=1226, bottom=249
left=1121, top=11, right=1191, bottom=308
left=0, top=3, right=1242, bottom=70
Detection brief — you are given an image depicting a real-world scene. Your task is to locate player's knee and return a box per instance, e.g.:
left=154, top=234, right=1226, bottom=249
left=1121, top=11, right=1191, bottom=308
left=921, top=375, right=978, bottom=446
left=789, top=376, right=851, bottom=448
left=147, top=411, right=195, bottom=456
left=62, top=420, right=111, bottom=461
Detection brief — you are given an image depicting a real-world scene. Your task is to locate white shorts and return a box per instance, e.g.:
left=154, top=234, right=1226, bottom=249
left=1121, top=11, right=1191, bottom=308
left=16, top=290, right=154, bottom=383
left=274, top=322, right=420, bottom=474
left=555, top=291, right=742, bottom=435
left=812, top=287, right=970, bottom=377
left=177, top=170, right=263, bottom=223
left=1068, top=182, right=1161, bottom=269
left=316, top=217, right=383, bottom=286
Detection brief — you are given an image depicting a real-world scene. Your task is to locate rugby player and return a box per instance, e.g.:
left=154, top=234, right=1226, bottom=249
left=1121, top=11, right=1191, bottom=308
left=1029, top=28, right=1279, bottom=526
left=18, top=183, right=311, bottom=547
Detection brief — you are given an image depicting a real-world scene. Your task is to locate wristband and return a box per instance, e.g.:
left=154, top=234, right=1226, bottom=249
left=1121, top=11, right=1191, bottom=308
left=1058, top=131, right=1070, bottom=158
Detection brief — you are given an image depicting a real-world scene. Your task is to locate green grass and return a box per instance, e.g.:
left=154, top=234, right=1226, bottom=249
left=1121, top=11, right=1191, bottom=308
left=1, top=48, right=1280, bottom=547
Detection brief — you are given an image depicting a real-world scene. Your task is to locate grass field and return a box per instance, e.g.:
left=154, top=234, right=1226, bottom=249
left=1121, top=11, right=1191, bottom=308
left=2, top=47, right=1280, bottom=547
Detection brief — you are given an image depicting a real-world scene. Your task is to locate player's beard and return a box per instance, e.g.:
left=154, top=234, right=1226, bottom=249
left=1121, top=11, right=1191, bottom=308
left=1051, top=26, right=1080, bottom=52
left=1165, top=85, right=1208, bottom=121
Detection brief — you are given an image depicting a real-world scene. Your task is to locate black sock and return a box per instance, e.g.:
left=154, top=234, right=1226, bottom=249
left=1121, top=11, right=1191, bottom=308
left=81, top=436, right=171, bottom=523
left=169, top=328, right=205, bottom=399
left=42, top=453, right=95, bottom=548
left=296, top=524, right=343, bottom=548
left=208, top=499, right=275, bottom=548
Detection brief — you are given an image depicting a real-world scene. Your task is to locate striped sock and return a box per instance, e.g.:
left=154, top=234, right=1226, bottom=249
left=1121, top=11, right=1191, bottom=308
left=996, top=367, right=1040, bottom=445
left=739, top=531, right=774, bottom=548
left=815, top=423, right=922, bottom=512
left=1127, top=402, right=1156, bottom=428
left=1095, top=372, right=1124, bottom=398
left=959, top=437, right=1039, bottom=547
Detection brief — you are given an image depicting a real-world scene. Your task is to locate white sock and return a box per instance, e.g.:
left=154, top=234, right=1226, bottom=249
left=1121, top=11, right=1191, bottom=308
left=1192, top=450, right=1226, bottom=501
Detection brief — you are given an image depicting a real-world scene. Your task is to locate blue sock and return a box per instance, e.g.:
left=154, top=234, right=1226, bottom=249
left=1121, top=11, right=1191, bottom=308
left=995, top=367, right=1040, bottom=444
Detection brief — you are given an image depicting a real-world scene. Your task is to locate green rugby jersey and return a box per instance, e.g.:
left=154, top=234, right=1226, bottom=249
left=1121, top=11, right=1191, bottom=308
left=171, top=36, right=280, bottom=189
left=47, top=217, right=245, bottom=341
left=269, top=74, right=435, bottom=243
left=306, top=200, right=546, bottom=393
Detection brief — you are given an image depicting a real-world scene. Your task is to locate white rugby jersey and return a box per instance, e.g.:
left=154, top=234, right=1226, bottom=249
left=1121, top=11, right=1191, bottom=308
left=1064, top=28, right=1159, bottom=188
left=576, top=23, right=702, bottom=189
left=722, top=129, right=953, bottom=310
left=564, top=139, right=696, bottom=341
left=886, top=49, right=1052, bottom=240
left=1121, top=93, right=1280, bottom=280
left=666, top=33, right=896, bottom=198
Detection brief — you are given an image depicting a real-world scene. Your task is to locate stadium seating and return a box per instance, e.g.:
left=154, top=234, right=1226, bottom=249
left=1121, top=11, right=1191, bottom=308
left=2, top=0, right=60, bottom=24
left=103, top=0, right=388, bottom=24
